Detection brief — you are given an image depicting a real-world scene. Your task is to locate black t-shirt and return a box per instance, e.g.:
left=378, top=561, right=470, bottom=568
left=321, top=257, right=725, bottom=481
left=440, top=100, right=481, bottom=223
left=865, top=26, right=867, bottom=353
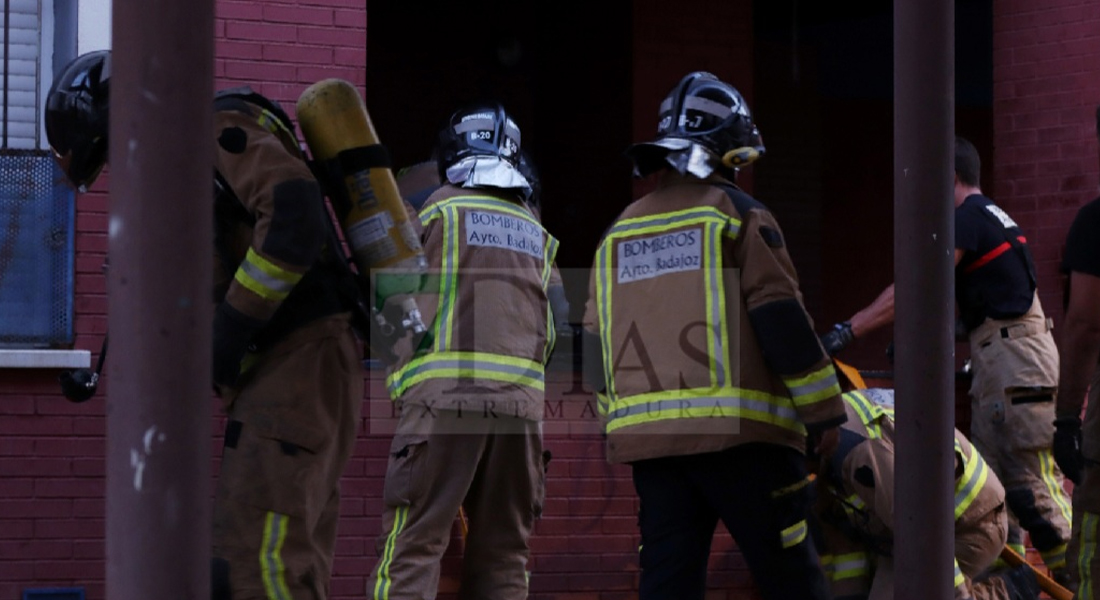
left=1061, top=196, right=1100, bottom=277
left=954, top=194, right=1036, bottom=329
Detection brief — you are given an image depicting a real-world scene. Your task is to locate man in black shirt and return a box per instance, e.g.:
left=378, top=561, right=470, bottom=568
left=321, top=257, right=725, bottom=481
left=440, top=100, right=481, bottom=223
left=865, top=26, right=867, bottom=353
left=821, top=137, right=1071, bottom=579
left=1052, top=104, right=1100, bottom=595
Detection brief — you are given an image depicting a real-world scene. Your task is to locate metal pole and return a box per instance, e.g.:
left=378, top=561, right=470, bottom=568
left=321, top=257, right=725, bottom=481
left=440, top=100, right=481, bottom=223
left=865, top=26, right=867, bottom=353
left=894, top=0, right=955, bottom=597
left=107, top=0, right=213, bottom=597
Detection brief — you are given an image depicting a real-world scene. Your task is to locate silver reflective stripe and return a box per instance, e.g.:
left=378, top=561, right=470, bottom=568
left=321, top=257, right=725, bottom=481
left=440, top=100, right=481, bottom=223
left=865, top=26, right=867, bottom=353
left=239, top=260, right=295, bottom=296
left=608, top=208, right=736, bottom=237
left=684, top=95, right=733, bottom=119
left=389, top=357, right=543, bottom=394
left=706, top=221, right=726, bottom=387
left=609, top=394, right=798, bottom=423
left=832, top=556, right=869, bottom=579
left=597, top=240, right=616, bottom=400
left=788, top=372, right=841, bottom=400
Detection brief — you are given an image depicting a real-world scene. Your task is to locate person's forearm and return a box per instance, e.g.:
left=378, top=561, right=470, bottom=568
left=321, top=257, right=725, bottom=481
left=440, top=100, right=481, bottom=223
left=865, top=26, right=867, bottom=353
left=849, top=284, right=895, bottom=338
left=1057, top=317, right=1100, bottom=418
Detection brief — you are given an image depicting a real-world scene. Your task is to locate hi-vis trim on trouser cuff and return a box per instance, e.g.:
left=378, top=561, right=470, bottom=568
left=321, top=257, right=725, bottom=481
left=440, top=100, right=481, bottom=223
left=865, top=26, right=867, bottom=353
left=954, top=439, right=990, bottom=519
left=604, top=387, right=804, bottom=433
left=372, top=506, right=409, bottom=600
left=386, top=351, right=545, bottom=398
left=821, top=552, right=870, bottom=582
left=1079, top=511, right=1100, bottom=600
left=784, top=365, right=842, bottom=409
left=260, top=512, right=293, bottom=600
left=596, top=208, right=739, bottom=399
left=780, top=519, right=808, bottom=548
left=235, top=248, right=303, bottom=302
left=1039, top=449, right=1074, bottom=534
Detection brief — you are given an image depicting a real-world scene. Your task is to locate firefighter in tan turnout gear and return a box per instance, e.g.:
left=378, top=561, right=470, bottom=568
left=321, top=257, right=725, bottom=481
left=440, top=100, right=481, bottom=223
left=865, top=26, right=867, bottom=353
left=46, top=51, right=367, bottom=599
left=582, top=70, right=846, bottom=600
left=366, top=102, right=557, bottom=599
left=813, top=388, right=1041, bottom=600
left=822, top=138, right=1072, bottom=579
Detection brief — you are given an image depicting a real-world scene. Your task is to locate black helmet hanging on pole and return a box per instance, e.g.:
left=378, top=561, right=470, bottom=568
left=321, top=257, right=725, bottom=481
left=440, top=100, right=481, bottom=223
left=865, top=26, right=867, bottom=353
left=626, top=70, right=765, bottom=179
left=45, top=50, right=112, bottom=191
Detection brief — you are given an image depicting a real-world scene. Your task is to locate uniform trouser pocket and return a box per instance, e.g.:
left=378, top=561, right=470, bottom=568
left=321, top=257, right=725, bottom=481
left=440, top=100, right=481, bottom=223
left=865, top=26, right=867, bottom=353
left=382, top=434, right=429, bottom=508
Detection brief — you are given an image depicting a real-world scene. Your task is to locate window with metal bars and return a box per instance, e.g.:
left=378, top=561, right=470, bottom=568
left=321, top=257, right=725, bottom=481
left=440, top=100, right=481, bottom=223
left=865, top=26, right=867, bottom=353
left=0, top=0, right=77, bottom=348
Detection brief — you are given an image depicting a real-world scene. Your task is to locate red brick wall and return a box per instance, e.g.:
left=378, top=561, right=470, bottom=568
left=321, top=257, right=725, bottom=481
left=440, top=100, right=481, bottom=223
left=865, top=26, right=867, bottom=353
left=0, top=2, right=364, bottom=599
left=992, top=0, right=1100, bottom=327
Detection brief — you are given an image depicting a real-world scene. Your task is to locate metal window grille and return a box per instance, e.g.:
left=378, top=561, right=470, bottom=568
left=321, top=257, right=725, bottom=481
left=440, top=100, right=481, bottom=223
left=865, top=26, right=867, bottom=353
left=0, top=0, right=74, bottom=348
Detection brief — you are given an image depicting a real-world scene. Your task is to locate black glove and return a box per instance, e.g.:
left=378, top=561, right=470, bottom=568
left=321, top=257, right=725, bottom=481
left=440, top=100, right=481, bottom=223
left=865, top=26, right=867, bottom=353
left=212, top=303, right=262, bottom=389
left=820, top=321, right=855, bottom=357
left=1053, top=415, right=1084, bottom=485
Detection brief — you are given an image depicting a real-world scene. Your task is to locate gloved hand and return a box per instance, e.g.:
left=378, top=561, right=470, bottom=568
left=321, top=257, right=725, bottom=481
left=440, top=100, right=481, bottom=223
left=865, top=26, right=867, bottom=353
left=1053, top=415, right=1084, bottom=485
left=212, top=303, right=261, bottom=389
left=820, top=321, right=855, bottom=357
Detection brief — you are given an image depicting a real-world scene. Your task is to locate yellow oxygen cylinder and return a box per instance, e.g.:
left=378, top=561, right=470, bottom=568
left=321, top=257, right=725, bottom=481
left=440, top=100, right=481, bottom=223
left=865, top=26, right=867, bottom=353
left=296, top=78, right=427, bottom=333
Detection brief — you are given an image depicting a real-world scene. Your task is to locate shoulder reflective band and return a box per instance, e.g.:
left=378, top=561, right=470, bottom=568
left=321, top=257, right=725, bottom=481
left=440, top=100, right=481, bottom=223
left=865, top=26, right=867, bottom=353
left=842, top=391, right=885, bottom=439
left=963, top=236, right=1027, bottom=274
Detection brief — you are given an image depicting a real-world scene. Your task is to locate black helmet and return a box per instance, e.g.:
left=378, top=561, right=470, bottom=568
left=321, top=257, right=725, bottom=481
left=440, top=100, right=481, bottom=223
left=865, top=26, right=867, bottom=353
left=45, top=50, right=111, bottom=191
left=436, top=102, right=521, bottom=180
left=628, top=71, right=764, bottom=177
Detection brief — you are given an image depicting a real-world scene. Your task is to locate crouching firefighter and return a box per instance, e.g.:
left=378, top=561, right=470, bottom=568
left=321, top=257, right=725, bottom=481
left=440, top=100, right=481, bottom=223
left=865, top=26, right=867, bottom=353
left=45, top=50, right=389, bottom=600
left=813, top=388, right=1042, bottom=600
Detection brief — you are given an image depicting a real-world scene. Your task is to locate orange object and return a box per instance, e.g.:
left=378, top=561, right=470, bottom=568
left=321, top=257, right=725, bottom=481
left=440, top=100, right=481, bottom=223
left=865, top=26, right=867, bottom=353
left=833, top=358, right=868, bottom=390
left=998, top=544, right=1072, bottom=600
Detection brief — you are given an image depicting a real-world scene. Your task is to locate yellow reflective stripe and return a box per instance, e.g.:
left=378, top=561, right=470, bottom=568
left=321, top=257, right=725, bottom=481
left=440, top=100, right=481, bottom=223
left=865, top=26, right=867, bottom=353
left=605, top=387, right=804, bottom=433
left=953, top=559, right=965, bottom=588
left=606, top=207, right=740, bottom=240
left=595, top=236, right=616, bottom=399
left=386, top=351, right=545, bottom=398
left=1041, top=542, right=1067, bottom=570
left=420, top=194, right=539, bottom=226
left=596, top=392, right=610, bottom=417
left=1039, top=449, right=1073, bottom=530
left=432, top=205, right=461, bottom=351
left=842, top=391, right=883, bottom=439
left=1080, top=511, right=1100, bottom=600
left=953, top=439, right=989, bottom=519
left=257, top=108, right=295, bottom=139
left=372, top=506, right=409, bottom=600
left=701, top=221, right=731, bottom=388
left=828, top=552, right=870, bottom=581
left=235, top=248, right=302, bottom=301
left=784, top=365, right=842, bottom=408
left=260, top=512, right=292, bottom=600
left=780, top=519, right=807, bottom=548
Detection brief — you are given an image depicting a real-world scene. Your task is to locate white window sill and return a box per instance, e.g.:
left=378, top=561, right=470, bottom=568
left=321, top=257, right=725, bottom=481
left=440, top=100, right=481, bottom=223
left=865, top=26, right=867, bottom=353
left=0, top=349, right=91, bottom=369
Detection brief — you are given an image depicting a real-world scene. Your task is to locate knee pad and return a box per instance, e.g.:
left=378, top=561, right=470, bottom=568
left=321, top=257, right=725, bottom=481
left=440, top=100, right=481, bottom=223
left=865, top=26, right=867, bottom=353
left=1005, top=488, right=1061, bottom=550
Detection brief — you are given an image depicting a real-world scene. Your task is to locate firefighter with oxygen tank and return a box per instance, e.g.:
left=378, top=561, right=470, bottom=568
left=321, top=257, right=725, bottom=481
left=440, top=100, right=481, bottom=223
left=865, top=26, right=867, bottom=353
left=44, top=52, right=417, bottom=599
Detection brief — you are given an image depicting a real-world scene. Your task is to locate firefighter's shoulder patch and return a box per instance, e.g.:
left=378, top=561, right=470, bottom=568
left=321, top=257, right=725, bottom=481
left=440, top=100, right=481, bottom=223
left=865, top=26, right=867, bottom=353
left=759, top=226, right=784, bottom=248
